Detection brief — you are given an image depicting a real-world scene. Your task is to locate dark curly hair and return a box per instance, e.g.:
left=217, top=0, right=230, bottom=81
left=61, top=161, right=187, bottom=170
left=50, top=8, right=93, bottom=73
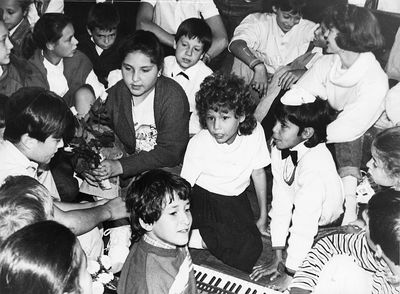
left=196, top=73, right=257, bottom=136
left=274, top=98, right=337, bottom=148
left=125, top=169, right=191, bottom=242
left=323, top=4, right=384, bottom=53
left=372, top=126, right=400, bottom=181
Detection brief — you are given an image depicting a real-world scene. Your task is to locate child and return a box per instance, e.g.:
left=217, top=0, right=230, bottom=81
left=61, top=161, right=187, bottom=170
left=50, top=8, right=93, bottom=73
left=250, top=87, right=344, bottom=290
left=78, top=3, right=122, bottom=87
left=118, top=169, right=196, bottom=294
left=180, top=73, right=270, bottom=272
left=0, top=0, right=31, bottom=57
left=289, top=189, right=400, bottom=294
left=163, top=17, right=213, bottom=135
left=0, top=221, right=93, bottom=294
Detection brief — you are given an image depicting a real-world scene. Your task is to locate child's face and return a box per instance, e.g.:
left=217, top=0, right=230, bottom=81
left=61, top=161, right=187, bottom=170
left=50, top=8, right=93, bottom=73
left=175, top=35, right=204, bottom=70
left=313, top=23, right=328, bottom=49
left=325, top=27, right=341, bottom=54
left=49, top=24, right=78, bottom=58
left=0, top=22, right=13, bottom=66
left=0, top=0, right=26, bottom=31
left=273, top=7, right=301, bottom=33
left=29, top=136, right=64, bottom=164
left=88, top=28, right=117, bottom=50
left=272, top=119, right=304, bottom=150
left=147, top=195, right=192, bottom=247
left=206, top=109, right=245, bottom=145
left=367, top=146, right=397, bottom=187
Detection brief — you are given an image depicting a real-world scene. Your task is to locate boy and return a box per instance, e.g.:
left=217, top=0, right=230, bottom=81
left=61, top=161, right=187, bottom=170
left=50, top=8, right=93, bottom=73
left=78, top=3, right=122, bottom=87
left=118, top=169, right=196, bottom=294
left=250, top=87, right=344, bottom=290
left=163, top=18, right=213, bottom=135
left=289, top=189, right=400, bottom=294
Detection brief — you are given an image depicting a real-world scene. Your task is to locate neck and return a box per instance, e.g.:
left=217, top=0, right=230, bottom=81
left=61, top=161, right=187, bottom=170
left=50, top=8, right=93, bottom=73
left=43, top=50, right=62, bottom=65
left=338, top=50, right=360, bottom=69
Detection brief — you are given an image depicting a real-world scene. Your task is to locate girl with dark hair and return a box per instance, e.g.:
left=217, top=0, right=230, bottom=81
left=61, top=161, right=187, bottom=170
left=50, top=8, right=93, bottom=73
left=0, top=220, right=92, bottom=294
left=181, top=73, right=270, bottom=273
left=23, top=13, right=106, bottom=107
left=295, top=4, right=388, bottom=226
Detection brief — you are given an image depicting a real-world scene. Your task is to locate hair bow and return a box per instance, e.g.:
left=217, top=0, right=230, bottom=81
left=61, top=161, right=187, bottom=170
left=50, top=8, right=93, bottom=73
left=281, top=86, right=316, bottom=106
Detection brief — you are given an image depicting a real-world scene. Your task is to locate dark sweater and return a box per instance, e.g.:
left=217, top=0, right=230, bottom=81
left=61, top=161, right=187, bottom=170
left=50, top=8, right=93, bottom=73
left=106, top=76, right=190, bottom=177
left=0, top=54, right=32, bottom=97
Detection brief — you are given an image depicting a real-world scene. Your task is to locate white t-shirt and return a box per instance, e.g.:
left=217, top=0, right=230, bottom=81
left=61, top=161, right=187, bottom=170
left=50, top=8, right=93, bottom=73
left=181, top=122, right=270, bottom=196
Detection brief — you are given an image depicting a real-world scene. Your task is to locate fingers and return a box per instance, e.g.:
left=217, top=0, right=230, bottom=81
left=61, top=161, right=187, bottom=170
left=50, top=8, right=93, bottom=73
left=250, top=265, right=278, bottom=281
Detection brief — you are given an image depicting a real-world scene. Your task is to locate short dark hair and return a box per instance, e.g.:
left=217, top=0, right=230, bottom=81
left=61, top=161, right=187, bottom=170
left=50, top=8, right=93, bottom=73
left=274, top=98, right=337, bottom=148
left=175, top=18, right=212, bottom=53
left=126, top=169, right=191, bottom=242
left=196, top=73, right=257, bottom=135
left=0, top=221, right=82, bottom=294
left=4, top=87, right=75, bottom=143
left=272, top=0, right=307, bottom=15
left=368, top=189, right=400, bottom=265
left=323, top=4, right=384, bottom=52
left=120, top=30, right=164, bottom=70
left=87, top=3, right=120, bottom=32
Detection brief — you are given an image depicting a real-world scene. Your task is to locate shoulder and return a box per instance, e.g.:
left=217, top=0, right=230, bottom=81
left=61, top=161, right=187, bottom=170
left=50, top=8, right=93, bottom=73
left=65, top=50, right=92, bottom=66
left=192, top=60, right=213, bottom=76
left=163, top=56, right=177, bottom=74
left=155, top=76, right=187, bottom=101
left=242, top=12, right=272, bottom=24
left=187, top=130, right=212, bottom=150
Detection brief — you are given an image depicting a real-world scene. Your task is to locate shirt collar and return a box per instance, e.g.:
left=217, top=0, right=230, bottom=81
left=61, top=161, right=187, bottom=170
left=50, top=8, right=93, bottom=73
left=290, top=141, right=310, bottom=163
left=9, top=19, right=24, bottom=36
left=3, top=140, right=39, bottom=173
left=143, top=234, right=176, bottom=249
left=91, top=37, right=104, bottom=55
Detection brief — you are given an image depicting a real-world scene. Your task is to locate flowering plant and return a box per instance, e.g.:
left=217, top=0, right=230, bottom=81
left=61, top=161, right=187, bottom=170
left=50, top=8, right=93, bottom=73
left=87, top=255, right=118, bottom=294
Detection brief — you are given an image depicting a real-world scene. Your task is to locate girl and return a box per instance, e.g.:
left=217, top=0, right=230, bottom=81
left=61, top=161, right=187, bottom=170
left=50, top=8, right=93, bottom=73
left=0, top=0, right=31, bottom=57
left=23, top=13, right=106, bottom=107
left=180, top=73, right=270, bottom=272
left=88, top=30, right=189, bottom=181
left=295, top=4, right=388, bottom=225
left=0, top=220, right=92, bottom=294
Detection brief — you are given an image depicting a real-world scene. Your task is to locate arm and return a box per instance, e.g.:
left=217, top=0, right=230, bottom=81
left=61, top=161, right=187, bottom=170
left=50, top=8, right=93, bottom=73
left=136, top=2, right=175, bottom=48
left=251, top=168, right=268, bottom=235
left=180, top=137, right=202, bottom=187
left=204, top=15, right=228, bottom=62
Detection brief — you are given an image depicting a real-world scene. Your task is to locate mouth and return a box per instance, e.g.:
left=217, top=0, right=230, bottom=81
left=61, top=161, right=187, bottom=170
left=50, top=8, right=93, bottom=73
left=182, top=58, right=192, bottom=64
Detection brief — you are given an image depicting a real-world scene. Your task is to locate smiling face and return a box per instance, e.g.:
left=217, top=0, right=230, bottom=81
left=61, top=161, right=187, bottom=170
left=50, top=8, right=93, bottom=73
left=273, top=7, right=301, bottom=33
left=0, top=0, right=27, bottom=31
left=367, top=146, right=397, bottom=187
left=30, top=136, right=64, bottom=164
left=146, top=194, right=192, bottom=247
left=0, top=22, right=13, bottom=66
left=89, top=28, right=117, bottom=50
left=272, top=119, right=304, bottom=150
left=48, top=23, right=78, bottom=59
left=122, top=50, right=161, bottom=100
left=205, top=108, right=244, bottom=145
left=175, top=35, right=204, bottom=70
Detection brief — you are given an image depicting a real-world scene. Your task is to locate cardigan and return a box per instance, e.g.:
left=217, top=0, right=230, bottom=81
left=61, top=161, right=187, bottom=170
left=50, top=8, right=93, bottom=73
left=106, top=76, right=190, bottom=177
left=0, top=54, right=32, bottom=97
left=10, top=18, right=31, bottom=58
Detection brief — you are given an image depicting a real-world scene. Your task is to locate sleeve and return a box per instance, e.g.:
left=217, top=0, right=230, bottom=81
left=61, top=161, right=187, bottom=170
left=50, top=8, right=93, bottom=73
left=269, top=148, right=293, bottom=249
left=85, top=70, right=108, bottom=101
left=230, top=13, right=265, bottom=51
left=180, top=135, right=203, bottom=187
left=385, top=82, right=400, bottom=126
left=326, top=76, right=387, bottom=143
left=198, top=0, right=220, bottom=19
left=285, top=171, right=325, bottom=270
left=141, top=0, right=157, bottom=6
left=251, top=123, right=271, bottom=170
left=46, top=0, right=64, bottom=13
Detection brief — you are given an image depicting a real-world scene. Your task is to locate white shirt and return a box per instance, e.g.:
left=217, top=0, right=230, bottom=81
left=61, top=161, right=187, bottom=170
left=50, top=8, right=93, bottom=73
left=181, top=122, right=270, bottom=196
left=27, top=0, right=64, bottom=27
left=0, top=140, right=60, bottom=200
left=269, top=142, right=344, bottom=271
left=231, top=13, right=317, bottom=74
left=142, top=0, right=219, bottom=34
left=296, top=52, right=388, bottom=143
left=163, top=56, right=213, bottom=134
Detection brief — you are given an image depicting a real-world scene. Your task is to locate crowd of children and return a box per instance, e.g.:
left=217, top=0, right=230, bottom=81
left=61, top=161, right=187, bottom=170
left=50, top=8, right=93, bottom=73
left=0, top=1, right=399, bottom=294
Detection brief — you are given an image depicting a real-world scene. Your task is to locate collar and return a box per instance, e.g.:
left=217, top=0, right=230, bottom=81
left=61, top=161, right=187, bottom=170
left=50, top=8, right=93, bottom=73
left=2, top=140, right=39, bottom=173
left=170, top=59, right=201, bottom=80
left=0, top=66, right=3, bottom=78
left=9, top=19, right=24, bottom=36
left=143, top=234, right=176, bottom=249
left=43, top=53, right=64, bottom=73
left=91, top=37, right=104, bottom=55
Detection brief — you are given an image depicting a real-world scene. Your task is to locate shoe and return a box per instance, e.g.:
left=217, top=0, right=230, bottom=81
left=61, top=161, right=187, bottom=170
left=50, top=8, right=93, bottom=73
left=104, top=225, right=131, bottom=273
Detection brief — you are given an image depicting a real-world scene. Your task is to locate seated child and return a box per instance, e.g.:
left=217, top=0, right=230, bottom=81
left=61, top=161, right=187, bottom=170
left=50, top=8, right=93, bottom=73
left=289, top=189, right=400, bottom=294
left=181, top=73, right=270, bottom=272
left=78, top=2, right=122, bottom=88
left=163, top=17, right=213, bottom=135
left=118, top=169, right=196, bottom=294
left=250, top=87, right=344, bottom=290
left=0, top=220, right=93, bottom=294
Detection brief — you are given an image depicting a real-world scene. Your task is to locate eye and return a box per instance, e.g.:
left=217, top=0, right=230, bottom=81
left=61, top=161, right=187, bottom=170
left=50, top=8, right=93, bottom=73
left=194, top=47, right=201, bottom=52
left=206, top=116, right=214, bottom=121
left=222, top=116, right=230, bottom=120
left=169, top=211, right=178, bottom=216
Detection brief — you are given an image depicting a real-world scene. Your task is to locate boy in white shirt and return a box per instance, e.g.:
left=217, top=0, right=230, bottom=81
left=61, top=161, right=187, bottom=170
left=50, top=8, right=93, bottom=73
left=163, top=18, right=213, bottom=135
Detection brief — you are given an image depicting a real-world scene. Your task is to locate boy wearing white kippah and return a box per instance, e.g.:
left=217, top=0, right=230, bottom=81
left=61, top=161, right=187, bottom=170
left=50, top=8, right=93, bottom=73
left=250, top=87, right=345, bottom=291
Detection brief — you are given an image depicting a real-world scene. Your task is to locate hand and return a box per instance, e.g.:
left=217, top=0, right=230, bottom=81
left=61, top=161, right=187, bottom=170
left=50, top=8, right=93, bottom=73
left=256, top=217, right=269, bottom=237
left=90, top=159, right=123, bottom=181
left=278, top=69, right=305, bottom=90
left=349, top=218, right=366, bottom=229
left=103, top=197, right=129, bottom=220
left=251, top=63, right=268, bottom=97
left=341, top=211, right=358, bottom=226
left=250, top=258, right=280, bottom=282
left=268, top=272, right=293, bottom=292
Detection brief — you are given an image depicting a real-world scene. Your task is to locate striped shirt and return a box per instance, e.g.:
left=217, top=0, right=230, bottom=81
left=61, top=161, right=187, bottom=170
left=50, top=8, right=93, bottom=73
left=290, top=231, right=399, bottom=294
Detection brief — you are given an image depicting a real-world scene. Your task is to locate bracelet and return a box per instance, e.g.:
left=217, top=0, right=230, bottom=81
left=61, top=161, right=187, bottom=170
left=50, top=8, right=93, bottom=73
left=284, top=266, right=295, bottom=277
left=249, top=58, right=263, bottom=70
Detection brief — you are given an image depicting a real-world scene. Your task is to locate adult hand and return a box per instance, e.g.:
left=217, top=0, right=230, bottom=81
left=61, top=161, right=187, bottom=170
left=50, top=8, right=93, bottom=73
left=250, top=258, right=280, bottom=282
left=278, top=69, right=305, bottom=90
left=251, top=63, right=269, bottom=97
left=268, top=273, right=293, bottom=292
left=103, top=197, right=129, bottom=220
left=90, top=159, right=123, bottom=181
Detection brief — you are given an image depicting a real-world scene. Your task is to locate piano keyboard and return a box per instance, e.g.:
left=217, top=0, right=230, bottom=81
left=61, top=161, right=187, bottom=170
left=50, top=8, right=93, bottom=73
left=194, top=264, right=283, bottom=294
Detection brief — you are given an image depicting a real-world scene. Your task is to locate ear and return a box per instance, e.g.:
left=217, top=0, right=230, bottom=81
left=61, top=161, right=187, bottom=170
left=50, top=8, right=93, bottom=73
left=46, top=41, right=55, bottom=51
left=20, top=133, right=37, bottom=150
left=272, top=6, right=278, bottom=13
left=239, top=115, right=246, bottom=123
left=301, top=127, right=314, bottom=140
left=139, top=218, right=153, bottom=232
left=157, top=68, right=162, bottom=77
left=86, top=27, right=93, bottom=37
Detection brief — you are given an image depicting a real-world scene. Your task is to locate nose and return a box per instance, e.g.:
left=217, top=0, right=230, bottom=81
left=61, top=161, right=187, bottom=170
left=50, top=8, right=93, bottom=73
left=132, top=70, right=140, bottom=82
left=57, top=139, right=64, bottom=149
left=180, top=211, right=192, bottom=226
left=366, top=158, right=373, bottom=169
left=6, top=37, right=13, bottom=51
left=72, top=36, right=78, bottom=46
left=213, top=118, right=221, bottom=130
left=186, top=47, right=193, bottom=56
left=272, top=121, right=279, bottom=134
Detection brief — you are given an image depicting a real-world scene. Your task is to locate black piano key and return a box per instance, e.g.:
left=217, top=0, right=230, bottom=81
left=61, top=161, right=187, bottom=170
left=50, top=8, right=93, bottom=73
left=245, top=288, right=251, bottom=294
left=215, top=278, right=222, bottom=286
left=200, top=273, right=208, bottom=282
left=252, top=290, right=257, bottom=294
left=229, top=283, right=237, bottom=292
left=195, top=271, right=202, bottom=279
left=223, top=281, right=231, bottom=290
left=235, top=285, right=242, bottom=293
left=209, top=276, right=216, bottom=285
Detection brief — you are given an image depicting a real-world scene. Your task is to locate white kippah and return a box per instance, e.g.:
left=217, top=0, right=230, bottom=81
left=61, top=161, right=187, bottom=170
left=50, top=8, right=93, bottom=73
left=281, top=85, right=316, bottom=106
